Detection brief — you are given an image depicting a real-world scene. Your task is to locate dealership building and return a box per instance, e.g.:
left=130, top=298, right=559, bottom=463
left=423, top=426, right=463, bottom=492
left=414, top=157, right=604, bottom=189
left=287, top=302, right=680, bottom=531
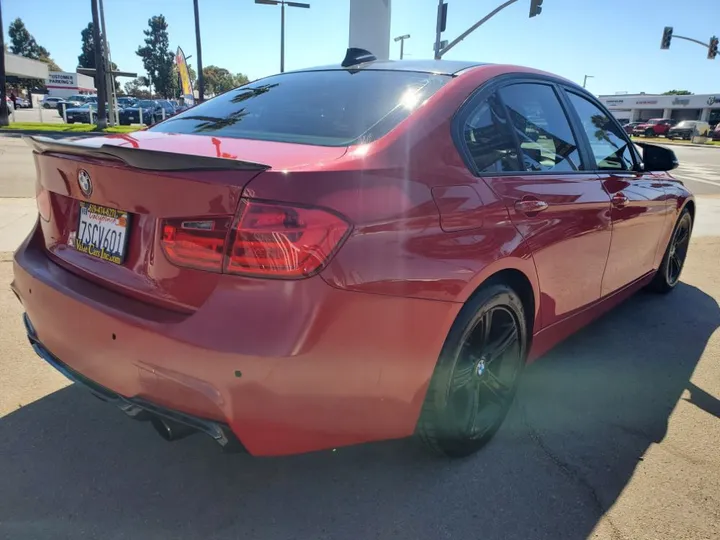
left=46, top=71, right=96, bottom=99
left=599, top=93, right=720, bottom=125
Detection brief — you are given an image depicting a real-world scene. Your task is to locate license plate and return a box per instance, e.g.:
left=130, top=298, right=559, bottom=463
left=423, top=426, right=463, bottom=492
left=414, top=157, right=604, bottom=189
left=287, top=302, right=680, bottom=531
left=128, top=117, right=135, bottom=120
left=74, top=202, right=130, bottom=265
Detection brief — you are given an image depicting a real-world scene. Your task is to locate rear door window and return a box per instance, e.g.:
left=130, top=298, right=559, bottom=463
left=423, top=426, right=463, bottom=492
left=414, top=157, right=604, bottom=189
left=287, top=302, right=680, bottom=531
left=498, top=83, right=582, bottom=172
left=565, top=92, right=635, bottom=171
left=151, top=70, right=450, bottom=146
left=460, top=92, right=521, bottom=173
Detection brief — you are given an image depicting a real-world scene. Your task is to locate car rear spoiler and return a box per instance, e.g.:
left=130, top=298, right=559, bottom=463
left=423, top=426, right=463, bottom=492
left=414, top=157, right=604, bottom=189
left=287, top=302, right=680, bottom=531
left=25, top=135, right=271, bottom=172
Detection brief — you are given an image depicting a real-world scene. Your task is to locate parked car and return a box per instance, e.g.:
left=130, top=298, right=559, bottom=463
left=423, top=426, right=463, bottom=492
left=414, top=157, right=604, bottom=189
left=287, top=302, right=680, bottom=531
left=14, top=96, right=31, bottom=108
left=118, top=99, right=163, bottom=125
left=16, top=56, right=693, bottom=458
left=117, top=96, right=138, bottom=108
left=156, top=99, right=177, bottom=119
left=64, top=103, right=97, bottom=124
left=623, top=121, right=645, bottom=135
left=667, top=120, right=710, bottom=140
left=632, top=118, right=676, bottom=137
left=41, top=96, right=64, bottom=109
left=711, top=124, right=720, bottom=141
left=4, top=96, right=13, bottom=112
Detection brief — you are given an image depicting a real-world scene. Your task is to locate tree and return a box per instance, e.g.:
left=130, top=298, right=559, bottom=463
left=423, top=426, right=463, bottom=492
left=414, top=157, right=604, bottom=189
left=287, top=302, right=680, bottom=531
left=78, top=22, right=96, bottom=69
left=124, top=77, right=151, bottom=98
left=79, top=23, right=120, bottom=92
left=136, top=15, right=174, bottom=98
left=7, top=18, right=61, bottom=93
left=662, top=90, right=693, bottom=95
left=201, top=66, right=249, bottom=95
left=8, top=18, right=60, bottom=68
left=234, top=73, right=250, bottom=87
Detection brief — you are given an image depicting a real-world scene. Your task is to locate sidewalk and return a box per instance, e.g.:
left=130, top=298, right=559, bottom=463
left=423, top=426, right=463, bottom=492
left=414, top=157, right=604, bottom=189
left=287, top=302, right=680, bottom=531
left=0, top=199, right=35, bottom=254
left=1, top=196, right=718, bottom=256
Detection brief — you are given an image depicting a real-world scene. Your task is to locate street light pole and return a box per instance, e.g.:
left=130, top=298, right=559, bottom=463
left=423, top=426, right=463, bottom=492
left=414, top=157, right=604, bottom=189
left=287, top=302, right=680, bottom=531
left=255, top=0, right=310, bottom=73
left=394, top=34, right=411, bottom=60
left=583, top=75, right=594, bottom=88
left=0, top=0, right=9, bottom=127
left=280, top=1, right=285, bottom=72
left=193, top=0, right=205, bottom=102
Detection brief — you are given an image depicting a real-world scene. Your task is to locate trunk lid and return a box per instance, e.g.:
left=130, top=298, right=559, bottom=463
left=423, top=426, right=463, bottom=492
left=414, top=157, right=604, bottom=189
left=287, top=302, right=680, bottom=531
left=29, top=132, right=347, bottom=311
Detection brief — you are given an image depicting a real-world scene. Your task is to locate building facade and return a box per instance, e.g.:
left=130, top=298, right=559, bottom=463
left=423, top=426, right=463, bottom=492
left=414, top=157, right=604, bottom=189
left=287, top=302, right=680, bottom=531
left=598, top=93, right=720, bottom=126
left=46, top=71, right=96, bottom=99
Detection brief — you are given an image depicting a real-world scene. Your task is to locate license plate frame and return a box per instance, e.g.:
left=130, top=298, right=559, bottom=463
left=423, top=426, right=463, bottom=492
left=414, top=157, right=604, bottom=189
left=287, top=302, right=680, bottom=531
left=74, top=202, right=131, bottom=265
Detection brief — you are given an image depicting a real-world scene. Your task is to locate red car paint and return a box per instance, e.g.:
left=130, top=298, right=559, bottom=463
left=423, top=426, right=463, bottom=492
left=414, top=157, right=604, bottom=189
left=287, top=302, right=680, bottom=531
left=12, top=62, right=693, bottom=456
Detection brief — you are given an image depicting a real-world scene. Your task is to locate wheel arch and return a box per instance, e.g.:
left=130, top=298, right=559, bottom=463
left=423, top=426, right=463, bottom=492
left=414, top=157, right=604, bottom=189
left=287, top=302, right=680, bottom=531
left=682, top=198, right=695, bottom=224
left=457, top=257, right=541, bottom=340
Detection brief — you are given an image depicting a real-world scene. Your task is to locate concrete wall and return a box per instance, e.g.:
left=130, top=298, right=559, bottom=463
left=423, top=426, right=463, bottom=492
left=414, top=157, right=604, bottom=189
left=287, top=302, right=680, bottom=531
left=349, top=0, right=391, bottom=61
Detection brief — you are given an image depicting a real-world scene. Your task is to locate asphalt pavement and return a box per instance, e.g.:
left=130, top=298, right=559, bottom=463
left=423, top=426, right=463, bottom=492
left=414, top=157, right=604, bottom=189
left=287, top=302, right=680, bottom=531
left=0, top=134, right=719, bottom=540
left=663, top=144, right=720, bottom=196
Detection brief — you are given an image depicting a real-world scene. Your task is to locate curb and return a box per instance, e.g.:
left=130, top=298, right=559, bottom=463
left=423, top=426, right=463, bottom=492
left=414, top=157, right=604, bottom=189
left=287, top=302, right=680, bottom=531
left=0, top=130, right=102, bottom=139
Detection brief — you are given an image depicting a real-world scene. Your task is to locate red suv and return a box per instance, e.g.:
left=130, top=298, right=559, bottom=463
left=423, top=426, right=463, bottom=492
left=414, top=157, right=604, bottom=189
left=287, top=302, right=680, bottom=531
left=632, top=118, right=676, bottom=137
left=13, top=56, right=693, bottom=458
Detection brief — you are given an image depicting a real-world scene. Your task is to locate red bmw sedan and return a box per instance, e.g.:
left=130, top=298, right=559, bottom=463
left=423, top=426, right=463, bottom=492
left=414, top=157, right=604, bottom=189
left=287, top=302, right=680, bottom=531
left=12, top=54, right=693, bottom=458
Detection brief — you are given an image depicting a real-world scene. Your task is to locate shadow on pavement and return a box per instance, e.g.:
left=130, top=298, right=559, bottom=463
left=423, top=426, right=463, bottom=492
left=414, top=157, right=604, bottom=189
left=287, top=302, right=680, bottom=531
left=1, top=283, right=718, bottom=540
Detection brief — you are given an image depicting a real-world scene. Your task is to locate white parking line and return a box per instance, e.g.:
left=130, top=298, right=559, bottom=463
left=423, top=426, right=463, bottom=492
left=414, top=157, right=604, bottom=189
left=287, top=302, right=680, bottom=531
left=674, top=175, right=720, bottom=188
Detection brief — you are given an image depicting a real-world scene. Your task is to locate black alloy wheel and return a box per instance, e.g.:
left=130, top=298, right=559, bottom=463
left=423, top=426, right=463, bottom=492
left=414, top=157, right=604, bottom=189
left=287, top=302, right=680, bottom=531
left=418, top=284, right=527, bottom=457
left=649, top=209, right=693, bottom=293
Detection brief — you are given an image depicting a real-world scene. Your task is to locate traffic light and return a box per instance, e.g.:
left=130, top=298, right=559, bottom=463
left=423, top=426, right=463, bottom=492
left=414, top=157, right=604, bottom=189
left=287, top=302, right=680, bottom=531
left=661, top=26, right=673, bottom=49
left=529, top=0, right=543, bottom=17
left=440, top=2, right=448, bottom=32
left=709, top=36, right=719, bottom=59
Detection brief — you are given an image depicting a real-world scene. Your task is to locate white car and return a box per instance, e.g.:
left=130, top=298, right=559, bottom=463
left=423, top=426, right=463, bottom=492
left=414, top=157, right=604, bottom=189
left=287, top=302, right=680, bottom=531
left=41, top=96, right=65, bottom=109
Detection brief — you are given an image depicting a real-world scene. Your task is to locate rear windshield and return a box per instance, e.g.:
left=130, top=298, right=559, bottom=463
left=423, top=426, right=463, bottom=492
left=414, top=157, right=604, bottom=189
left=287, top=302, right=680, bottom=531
left=675, top=121, right=696, bottom=128
left=150, top=69, right=450, bottom=146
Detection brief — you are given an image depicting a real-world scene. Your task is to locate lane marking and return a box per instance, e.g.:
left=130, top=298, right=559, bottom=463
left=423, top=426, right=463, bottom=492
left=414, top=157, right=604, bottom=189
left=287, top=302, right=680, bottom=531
left=673, top=176, right=720, bottom=188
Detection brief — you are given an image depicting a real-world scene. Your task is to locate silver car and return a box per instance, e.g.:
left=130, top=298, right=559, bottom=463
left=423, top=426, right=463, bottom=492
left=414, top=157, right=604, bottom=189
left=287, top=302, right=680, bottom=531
left=41, top=96, right=65, bottom=109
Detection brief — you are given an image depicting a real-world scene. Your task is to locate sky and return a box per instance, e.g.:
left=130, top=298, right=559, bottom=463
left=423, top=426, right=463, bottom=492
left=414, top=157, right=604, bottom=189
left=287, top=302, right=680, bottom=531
left=2, top=0, right=719, bottom=96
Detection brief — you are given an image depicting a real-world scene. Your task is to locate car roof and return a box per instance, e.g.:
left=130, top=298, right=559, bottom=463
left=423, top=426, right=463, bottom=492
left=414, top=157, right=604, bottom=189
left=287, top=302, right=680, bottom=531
left=292, top=59, right=489, bottom=76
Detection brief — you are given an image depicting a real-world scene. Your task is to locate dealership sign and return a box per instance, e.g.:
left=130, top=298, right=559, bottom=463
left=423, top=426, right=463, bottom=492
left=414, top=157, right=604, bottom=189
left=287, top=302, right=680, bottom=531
left=47, top=71, right=78, bottom=87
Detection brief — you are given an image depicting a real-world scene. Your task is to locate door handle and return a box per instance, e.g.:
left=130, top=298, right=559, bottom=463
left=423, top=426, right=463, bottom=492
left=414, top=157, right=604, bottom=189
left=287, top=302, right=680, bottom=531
left=515, top=199, right=549, bottom=215
left=611, top=192, right=629, bottom=208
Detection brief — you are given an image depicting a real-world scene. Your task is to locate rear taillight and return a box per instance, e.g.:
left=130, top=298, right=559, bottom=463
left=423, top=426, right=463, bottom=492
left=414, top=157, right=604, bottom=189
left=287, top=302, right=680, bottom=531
left=160, top=200, right=350, bottom=278
left=161, top=217, right=232, bottom=272
left=225, top=200, right=350, bottom=278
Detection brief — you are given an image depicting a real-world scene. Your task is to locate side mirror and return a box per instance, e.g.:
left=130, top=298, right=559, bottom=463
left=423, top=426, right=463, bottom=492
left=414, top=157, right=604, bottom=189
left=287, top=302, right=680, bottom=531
left=636, top=142, right=678, bottom=172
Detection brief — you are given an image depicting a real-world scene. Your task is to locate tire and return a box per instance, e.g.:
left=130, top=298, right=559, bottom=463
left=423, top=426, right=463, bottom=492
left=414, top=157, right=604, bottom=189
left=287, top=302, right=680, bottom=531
left=648, top=209, right=692, bottom=294
left=417, top=283, right=528, bottom=458
left=645, top=129, right=654, bottom=137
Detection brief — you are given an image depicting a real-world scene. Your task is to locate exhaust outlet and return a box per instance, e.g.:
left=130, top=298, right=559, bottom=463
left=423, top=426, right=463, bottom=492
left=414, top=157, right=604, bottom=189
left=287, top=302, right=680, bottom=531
left=151, top=417, right=195, bottom=441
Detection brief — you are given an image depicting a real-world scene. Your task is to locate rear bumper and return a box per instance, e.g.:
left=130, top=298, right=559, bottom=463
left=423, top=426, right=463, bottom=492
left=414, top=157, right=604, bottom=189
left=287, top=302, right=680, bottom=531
left=12, top=223, right=459, bottom=456
left=24, top=313, right=242, bottom=450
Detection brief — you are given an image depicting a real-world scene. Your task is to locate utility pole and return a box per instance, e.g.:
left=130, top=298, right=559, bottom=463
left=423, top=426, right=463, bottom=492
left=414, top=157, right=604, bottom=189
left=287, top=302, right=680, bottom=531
left=90, top=0, right=107, bottom=128
left=0, top=0, right=9, bottom=127
left=394, top=34, right=410, bottom=59
left=98, top=0, right=116, bottom=126
left=583, top=75, right=594, bottom=88
left=193, top=0, right=205, bottom=102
